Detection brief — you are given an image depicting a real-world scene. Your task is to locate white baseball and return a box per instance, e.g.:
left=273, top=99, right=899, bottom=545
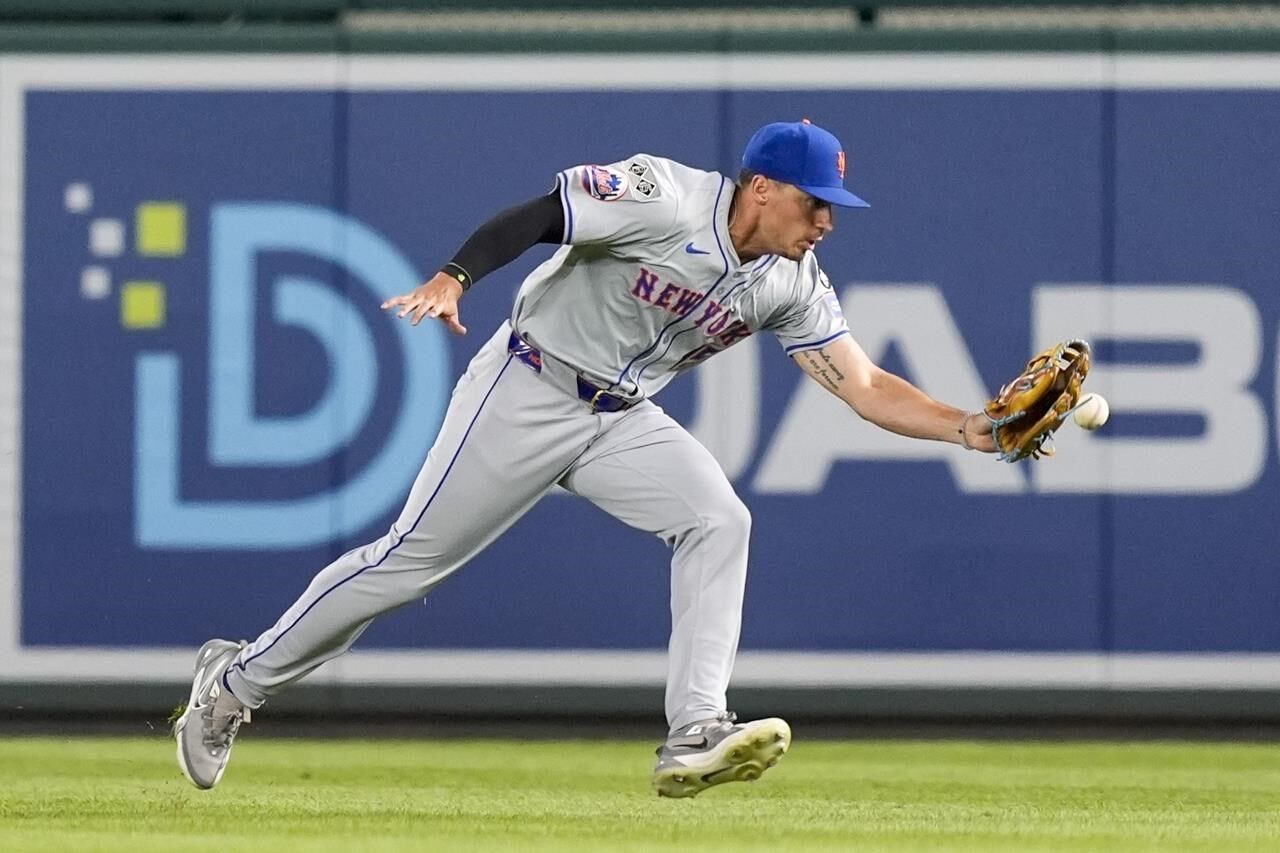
left=1073, top=393, right=1109, bottom=430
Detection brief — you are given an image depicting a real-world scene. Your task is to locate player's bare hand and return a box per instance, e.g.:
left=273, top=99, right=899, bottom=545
left=961, top=412, right=997, bottom=453
left=381, top=273, right=467, bottom=335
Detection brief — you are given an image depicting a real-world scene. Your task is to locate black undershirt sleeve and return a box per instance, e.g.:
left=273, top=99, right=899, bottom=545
left=439, top=191, right=566, bottom=291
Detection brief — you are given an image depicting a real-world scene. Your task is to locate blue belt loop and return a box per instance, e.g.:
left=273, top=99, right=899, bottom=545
left=508, top=330, right=636, bottom=413
left=507, top=331, right=543, bottom=373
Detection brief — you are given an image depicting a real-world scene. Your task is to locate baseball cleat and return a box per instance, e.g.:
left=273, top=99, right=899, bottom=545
left=173, top=638, right=251, bottom=790
left=652, top=712, right=791, bottom=798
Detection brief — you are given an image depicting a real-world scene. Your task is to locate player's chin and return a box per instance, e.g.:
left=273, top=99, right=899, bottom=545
left=779, top=244, right=809, bottom=261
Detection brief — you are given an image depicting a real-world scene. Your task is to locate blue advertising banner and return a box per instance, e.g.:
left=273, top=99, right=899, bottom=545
left=6, top=55, right=1280, bottom=684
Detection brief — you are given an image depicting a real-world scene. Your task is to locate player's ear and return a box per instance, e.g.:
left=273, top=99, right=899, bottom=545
left=750, top=174, right=772, bottom=205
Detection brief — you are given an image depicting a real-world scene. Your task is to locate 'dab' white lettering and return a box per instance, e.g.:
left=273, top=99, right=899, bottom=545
left=686, top=339, right=760, bottom=481
left=1033, top=285, right=1265, bottom=495
left=754, top=285, right=1025, bottom=495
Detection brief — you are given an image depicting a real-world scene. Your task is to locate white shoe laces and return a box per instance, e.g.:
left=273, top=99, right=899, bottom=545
left=201, top=682, right=250, bottom=751
left=202, top=705, right=248, bottom=751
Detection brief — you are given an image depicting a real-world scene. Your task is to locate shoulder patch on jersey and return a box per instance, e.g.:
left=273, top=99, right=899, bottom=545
left=624, top=160, right=662, bottom=200
left=817, top=269, right=833, bottom=290
left=582, top=164, right=629, bottom=202
left=632, top=176, right=660, bottom=199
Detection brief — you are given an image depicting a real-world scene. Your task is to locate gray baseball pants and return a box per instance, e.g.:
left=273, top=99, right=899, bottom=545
left=222, top=322, right=750, bottom=731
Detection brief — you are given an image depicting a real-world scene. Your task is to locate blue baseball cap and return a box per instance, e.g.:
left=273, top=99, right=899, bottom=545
left=741, top=120, right=870, bottom=208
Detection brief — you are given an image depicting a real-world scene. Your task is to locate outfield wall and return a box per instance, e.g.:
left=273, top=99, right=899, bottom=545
left=2, top=40, right=1280, bottom=717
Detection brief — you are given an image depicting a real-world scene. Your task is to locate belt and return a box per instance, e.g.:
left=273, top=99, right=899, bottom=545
left=508, top=331, right=638, bottom=414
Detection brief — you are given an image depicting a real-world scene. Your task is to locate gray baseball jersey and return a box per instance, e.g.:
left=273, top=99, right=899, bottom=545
left=512, top=154, right=849, bottom=396
left=220, top=153, right=850, bottom=738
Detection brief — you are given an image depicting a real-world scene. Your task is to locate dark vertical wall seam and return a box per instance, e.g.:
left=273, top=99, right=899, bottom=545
left=717, top=29, right=734, bottom=177
left=331, top=32, right=350, bottom=564
left=1099, top=34, right=1118, bottom=664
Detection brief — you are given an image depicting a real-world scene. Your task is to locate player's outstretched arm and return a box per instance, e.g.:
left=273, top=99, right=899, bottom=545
left=791, top=335, right=996, bottom=453
left=382, top=192, right=566, bottom=334
left=382, top=272, right=467, bottom=334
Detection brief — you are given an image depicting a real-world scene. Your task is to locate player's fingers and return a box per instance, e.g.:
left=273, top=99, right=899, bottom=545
left=410, top=301, right=435, bottom=326
left=394, top=295, right=422, bottom=319
left=382, top=293, right=412, bottom=310
left=445, top=314, right=467, bottom=336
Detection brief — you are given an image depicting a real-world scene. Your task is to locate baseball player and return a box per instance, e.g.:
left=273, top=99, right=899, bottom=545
left=174, top=119, right=997, bottom=798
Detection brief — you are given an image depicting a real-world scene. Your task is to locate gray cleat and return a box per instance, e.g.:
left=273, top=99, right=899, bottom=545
left=652, top=712, right=791, bottom=798
left=173, top=638, right=251, bottom=790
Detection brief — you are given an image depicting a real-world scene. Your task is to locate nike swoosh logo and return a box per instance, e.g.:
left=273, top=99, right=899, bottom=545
left=700, top=766, right=738, bottom=785
left=685, top=243, right=710, bottom=255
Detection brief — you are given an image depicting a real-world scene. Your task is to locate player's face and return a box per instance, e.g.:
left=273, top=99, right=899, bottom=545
left=766, top=182, right=834, bottom=261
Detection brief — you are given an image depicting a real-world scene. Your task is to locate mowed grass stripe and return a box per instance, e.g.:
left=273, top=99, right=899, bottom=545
left=2, top=737, right=1280, bottom=851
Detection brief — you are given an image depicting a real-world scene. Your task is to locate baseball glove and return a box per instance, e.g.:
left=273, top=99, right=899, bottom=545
left=984, top=339, right=1091, bottom=462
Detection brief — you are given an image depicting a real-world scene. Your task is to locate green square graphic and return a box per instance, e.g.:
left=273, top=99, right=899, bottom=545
left=136, top=202, right=186, bottom=257
left=121, top=281, right=165, bottom=329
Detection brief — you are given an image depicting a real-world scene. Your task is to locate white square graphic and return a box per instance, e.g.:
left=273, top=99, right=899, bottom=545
left=64, top=182, right=92, bottom=213
left=80, top=266, right=110, bottom=299
left=89, top=218, right=124, bottom=257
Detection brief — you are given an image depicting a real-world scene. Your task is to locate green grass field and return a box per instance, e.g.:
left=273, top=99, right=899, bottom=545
left=3, top=735, right=1280, bottom=851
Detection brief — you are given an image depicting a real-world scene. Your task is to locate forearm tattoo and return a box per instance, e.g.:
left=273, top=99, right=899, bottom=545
left=799, top=348, right=846, bottom=393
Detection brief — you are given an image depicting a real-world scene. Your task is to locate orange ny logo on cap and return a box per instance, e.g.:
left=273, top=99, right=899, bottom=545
left=836, top=150, right=846, bottom=180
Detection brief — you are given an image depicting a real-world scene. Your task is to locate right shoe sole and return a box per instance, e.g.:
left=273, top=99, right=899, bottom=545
left=653, top=717, right=791, bottom=798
